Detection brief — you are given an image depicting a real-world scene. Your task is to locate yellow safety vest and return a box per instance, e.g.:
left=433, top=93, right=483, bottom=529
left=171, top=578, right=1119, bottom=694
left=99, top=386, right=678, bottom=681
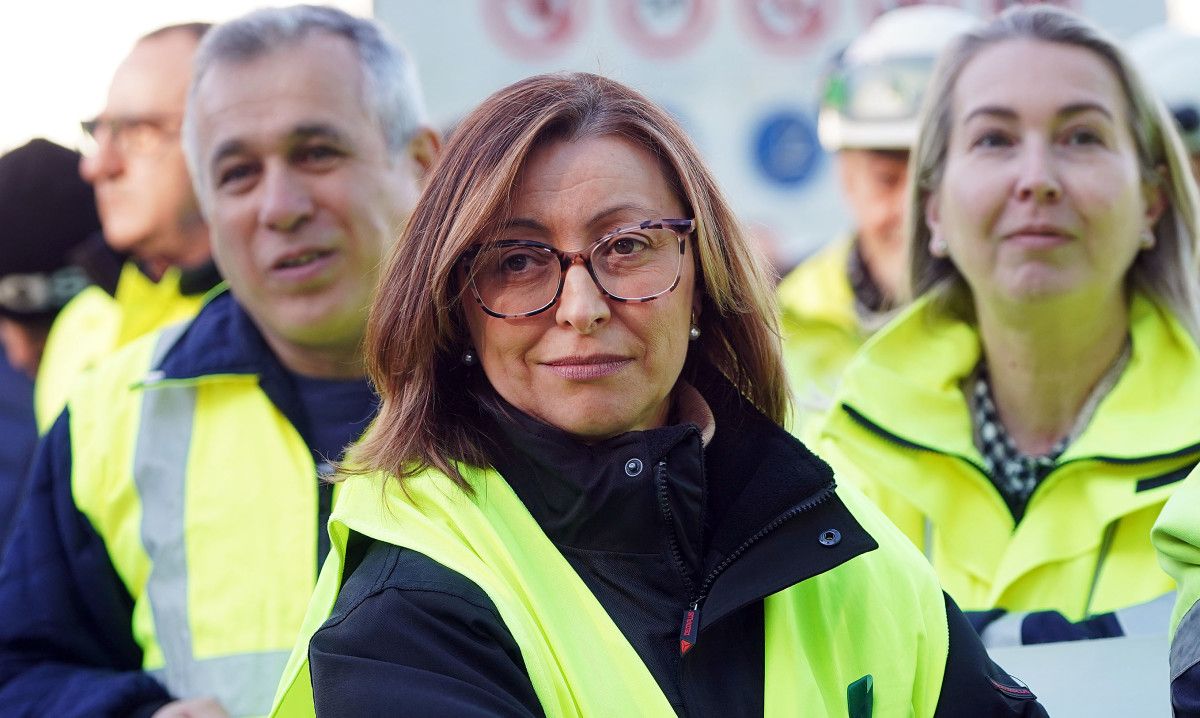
left=272, top=467, right=953, bottom=717
left=67, top=321, right=321, bottom=717
left=778, top=237, right=869, bottom=439
left=818, top=292, right=1200, bottom=620
left=35, top=262, right=208, bottom=432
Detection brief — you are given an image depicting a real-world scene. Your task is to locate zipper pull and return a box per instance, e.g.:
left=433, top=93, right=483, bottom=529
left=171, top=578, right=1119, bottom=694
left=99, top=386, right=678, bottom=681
left=679, top=600, right=701, bottom=656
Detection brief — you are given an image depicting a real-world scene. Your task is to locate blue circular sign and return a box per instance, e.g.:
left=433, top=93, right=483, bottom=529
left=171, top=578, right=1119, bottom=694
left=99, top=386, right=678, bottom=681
left=752, top=110, right=822, bottom=189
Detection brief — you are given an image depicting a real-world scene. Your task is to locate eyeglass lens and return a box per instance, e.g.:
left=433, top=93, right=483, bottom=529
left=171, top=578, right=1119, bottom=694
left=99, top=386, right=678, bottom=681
left=471, top=225, right=684, bottom=317
left=80, top=117, right=177, bottom=156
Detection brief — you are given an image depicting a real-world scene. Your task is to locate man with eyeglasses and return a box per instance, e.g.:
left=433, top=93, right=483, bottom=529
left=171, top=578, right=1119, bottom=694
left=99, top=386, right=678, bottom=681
left=0, top=7, right=438, bottom=717
left=33, top=22, right=220, bottom=432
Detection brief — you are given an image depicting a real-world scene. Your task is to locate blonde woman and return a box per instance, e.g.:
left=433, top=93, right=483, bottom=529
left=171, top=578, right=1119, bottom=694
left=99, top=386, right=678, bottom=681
left=818, top=4, right=1200, bottom=651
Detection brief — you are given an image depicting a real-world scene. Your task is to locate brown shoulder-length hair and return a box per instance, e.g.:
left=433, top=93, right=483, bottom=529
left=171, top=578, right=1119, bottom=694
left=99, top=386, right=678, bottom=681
left=904, top=5, right=1200, bottom=339
left=349, top=72, right=786, bottom=491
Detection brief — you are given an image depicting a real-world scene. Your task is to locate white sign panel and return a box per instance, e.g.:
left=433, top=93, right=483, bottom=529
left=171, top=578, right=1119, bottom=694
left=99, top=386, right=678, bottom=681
left=375, top=0, right=1166, bottom=269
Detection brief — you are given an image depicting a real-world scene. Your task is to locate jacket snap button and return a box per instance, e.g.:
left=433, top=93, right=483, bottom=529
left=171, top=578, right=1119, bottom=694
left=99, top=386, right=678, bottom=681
left=624, top=458, right=644, bottom=477
left=819, top=528, right=841, bottom=547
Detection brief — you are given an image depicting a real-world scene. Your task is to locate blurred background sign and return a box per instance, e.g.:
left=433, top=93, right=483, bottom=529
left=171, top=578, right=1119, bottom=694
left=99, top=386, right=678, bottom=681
left=0, top=0, right=1189, bottom=266
left=375, top=0, right=1170, bottom=268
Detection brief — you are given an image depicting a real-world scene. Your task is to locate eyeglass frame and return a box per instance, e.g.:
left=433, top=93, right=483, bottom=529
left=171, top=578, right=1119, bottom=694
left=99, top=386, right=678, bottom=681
left=460, top=218, right=696, bottom=319
left=79, top=114, right=182, bottom=157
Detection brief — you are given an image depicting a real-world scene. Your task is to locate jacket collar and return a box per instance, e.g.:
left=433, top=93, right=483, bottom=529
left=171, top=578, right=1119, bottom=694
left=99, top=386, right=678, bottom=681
left=482, top=362, right=877, bottom=626
left=151, top=289, right=316, bottom=451
left=834, top=291, right=1200, bottom=464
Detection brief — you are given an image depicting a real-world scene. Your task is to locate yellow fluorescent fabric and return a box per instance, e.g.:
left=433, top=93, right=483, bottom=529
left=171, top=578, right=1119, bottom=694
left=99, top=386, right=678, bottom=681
left=273, top=469, right=950, bottom=717
left=184, top=381, right=316, bottom=657
left=66, top=323, right=318, bottom=715
left=818, top=292, right=1200, bottom=619
left=1153, top=464, right=1200, bottom=634
left=35, top=262, right=207, bottom=432
left=777, top=237, right=869, bottom=439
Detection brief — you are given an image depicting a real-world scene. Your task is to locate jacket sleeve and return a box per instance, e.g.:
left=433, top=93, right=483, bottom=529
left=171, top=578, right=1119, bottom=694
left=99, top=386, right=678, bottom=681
left=935, top=593, right=1049, bottom=717
left=308, top=542, right=544, bottom=718
left=0, top=410, right=172, bottom=717
left=1153, top=465, right=1200, bottom=717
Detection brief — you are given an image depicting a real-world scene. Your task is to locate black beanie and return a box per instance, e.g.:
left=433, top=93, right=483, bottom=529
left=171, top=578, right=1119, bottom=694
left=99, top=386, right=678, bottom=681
left=0, top=138, right=101, bottom=322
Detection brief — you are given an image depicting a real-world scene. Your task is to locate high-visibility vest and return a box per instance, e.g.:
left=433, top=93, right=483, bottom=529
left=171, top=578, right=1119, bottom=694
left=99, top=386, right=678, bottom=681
left=819, top=292, right=1200, bottom=620
left=272, top=466, right=952, bottom=717
left=35, top=262, right=208, bottom=432
left=68, top=321, right=322, bottom=717
left=777, top=236, right=869, bottom=439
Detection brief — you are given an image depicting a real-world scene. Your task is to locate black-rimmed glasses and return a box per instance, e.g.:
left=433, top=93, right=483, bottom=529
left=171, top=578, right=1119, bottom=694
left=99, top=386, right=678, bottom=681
left=462, top=218, right=695, bottom=318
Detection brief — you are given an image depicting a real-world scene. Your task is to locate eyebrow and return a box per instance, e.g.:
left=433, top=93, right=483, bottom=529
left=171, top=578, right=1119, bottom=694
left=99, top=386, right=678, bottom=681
left=208, top=122, right=351, bottom=172
left=962, top=102, right=1116, bottom=124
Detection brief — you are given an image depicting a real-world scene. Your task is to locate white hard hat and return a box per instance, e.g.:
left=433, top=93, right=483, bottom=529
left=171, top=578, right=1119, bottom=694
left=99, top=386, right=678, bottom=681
left=818, top=5, right=981, bottom=151
left=1127, top=25, right=1200, bottom=154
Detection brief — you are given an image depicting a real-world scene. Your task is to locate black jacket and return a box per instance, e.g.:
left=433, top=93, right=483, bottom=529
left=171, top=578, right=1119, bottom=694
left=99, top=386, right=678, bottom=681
left=308, top=369, right=1047, bottom=717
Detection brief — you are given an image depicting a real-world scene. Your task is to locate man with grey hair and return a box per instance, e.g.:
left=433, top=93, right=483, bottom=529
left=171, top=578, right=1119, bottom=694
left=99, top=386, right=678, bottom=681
left=0, top=6, right=439, bottom=717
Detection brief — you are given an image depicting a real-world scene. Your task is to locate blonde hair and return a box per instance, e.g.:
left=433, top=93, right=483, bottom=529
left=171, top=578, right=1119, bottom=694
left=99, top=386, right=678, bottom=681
left=905, top=5, right=1200, bottom=338
left=351, top=72, right=785, bottom=491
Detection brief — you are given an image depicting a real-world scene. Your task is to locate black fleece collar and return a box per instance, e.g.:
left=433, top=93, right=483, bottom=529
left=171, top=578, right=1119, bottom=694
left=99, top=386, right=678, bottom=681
left=484, top=395, right=702, bottom=558
left=481, top=363, right=878, bottom=630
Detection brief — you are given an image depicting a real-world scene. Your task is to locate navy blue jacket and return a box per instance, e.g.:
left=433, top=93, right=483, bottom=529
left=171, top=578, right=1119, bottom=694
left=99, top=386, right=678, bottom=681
left=0, top=353, right=35, bottom=550
left=0, top=293, right=360, bottom=717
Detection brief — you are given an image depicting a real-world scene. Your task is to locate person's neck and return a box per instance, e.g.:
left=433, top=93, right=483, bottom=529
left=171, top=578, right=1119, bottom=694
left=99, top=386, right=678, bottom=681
left=856, top=233, right=903, bottom=304
left=975, top=288, right=1129, bottom=456
left=262, top=332, right=366, bottom=380
left=141, top=217, right=212, bottom=281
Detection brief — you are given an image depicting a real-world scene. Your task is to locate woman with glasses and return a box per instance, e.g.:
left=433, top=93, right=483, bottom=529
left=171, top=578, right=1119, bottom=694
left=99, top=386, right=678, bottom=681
left=817, top=5, right=1200, bottom=654
left=271, top=72, right=1044, bottom=717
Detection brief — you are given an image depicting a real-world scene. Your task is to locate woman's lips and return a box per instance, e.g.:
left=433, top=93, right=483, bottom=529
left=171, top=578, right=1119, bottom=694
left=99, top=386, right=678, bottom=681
left=1003, top=226, right=1073, bottom=250
left=541, top=356, right=633, bottom=380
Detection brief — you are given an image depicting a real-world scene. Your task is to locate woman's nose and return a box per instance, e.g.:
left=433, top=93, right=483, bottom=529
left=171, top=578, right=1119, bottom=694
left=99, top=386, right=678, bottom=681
left=1014, top=141, right=1062, bottom=204
left=554, top=261, right=610, bottom=334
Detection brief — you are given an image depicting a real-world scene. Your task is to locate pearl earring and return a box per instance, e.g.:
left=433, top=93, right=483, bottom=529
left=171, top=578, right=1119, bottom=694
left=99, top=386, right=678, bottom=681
left=1140, top=229, right=1156, bottom=250
left=461, top=348, right=477, bottom=366
left=689, top=312, right=701, bottom=341
left=929, top=233, right=949, bottom=258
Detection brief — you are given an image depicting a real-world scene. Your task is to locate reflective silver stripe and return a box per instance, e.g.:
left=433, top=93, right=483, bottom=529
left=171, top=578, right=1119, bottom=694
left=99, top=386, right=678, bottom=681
left=133, top=326, right=288, bottom=716
left=922, top=516, right=934, bottom=561
left=979, top=611, right=1027, bottom=649
left=1114, top=592, right=1175, bottom=637
left=1172, top=601, right=1200, bottom=682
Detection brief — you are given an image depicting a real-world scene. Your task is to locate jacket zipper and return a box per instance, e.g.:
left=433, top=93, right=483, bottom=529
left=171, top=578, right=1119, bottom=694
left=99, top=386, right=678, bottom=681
left=654, top=460, right=837, bottom=656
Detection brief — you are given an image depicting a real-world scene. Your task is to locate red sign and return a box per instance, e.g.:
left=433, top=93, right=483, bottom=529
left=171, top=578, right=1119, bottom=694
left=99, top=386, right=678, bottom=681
left=482, top=0, right=585, bottom=60
left=611, top=0, right=716, bottom=59
left=739, top=0, right=838, bottom=56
